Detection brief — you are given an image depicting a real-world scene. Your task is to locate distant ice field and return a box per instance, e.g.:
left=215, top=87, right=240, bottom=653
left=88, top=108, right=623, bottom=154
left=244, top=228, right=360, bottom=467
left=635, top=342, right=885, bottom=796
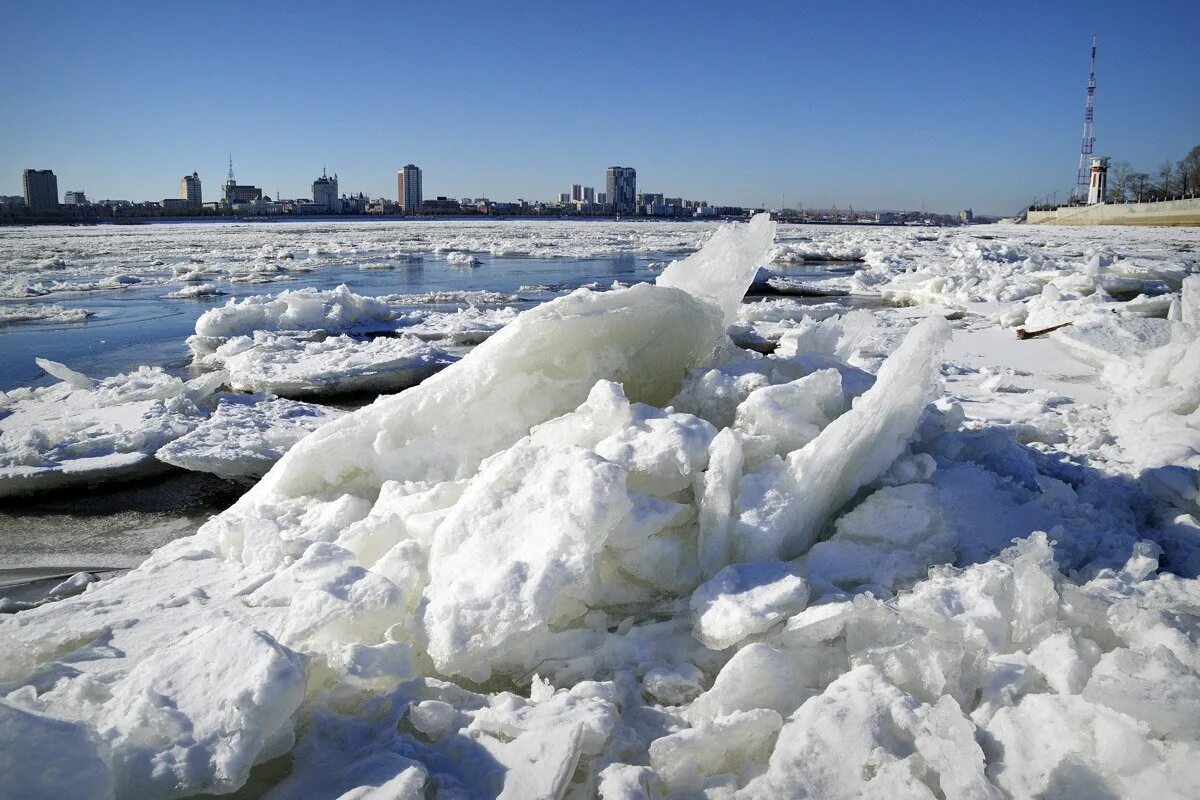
left=0, top=219, right=863, bottom=389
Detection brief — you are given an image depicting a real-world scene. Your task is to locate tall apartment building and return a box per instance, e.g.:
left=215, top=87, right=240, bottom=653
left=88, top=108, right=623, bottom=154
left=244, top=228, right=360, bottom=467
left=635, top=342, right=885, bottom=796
left=605, top=166, right=636, bottom=215
left=397, top=164, right=423, bottom=212
left=583, top=186, right=595, bottom=203
left=571, top=184, right=583, bottom=202
left=312, top=170, right=339, bottom=212
left=22, top=169, right=59, bottom=212
left=180, top=172, right=202, bottom=207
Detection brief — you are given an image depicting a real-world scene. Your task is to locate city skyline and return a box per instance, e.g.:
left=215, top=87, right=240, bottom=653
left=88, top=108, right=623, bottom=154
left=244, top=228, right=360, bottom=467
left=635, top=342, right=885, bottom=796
left=2, top=2, right=1198, bottom=215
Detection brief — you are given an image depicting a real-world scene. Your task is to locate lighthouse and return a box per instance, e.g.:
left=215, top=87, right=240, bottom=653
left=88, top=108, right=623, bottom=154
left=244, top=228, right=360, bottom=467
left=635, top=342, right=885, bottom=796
left=1087, top=156, right=1109, bottom=205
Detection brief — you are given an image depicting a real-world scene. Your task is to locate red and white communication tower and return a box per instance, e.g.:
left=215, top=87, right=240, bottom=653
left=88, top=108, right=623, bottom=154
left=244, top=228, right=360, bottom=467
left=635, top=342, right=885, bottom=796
left=1074, top=37, right=1097, bottom=200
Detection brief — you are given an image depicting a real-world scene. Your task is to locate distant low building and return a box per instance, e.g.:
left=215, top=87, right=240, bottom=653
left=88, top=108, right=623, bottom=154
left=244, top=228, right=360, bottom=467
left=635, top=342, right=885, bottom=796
left=224, top=181, right=262, bottom=203
left=63, top=190, right=88, bottom=205
left=22, top=169, right=59, bottom=212
left=959, top=209, right=974, bottom=223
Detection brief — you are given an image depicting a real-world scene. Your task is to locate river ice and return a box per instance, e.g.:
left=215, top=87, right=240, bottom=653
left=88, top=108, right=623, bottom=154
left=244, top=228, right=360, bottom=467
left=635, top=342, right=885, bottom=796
left=1, top=216, right=1200, bottom=799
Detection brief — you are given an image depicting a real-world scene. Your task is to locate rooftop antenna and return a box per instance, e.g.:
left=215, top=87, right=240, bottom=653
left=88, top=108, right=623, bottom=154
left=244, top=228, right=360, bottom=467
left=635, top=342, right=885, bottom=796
left=1075, top=37, right=1097, bottom=201
left=227, top=155, right=235, bottom=183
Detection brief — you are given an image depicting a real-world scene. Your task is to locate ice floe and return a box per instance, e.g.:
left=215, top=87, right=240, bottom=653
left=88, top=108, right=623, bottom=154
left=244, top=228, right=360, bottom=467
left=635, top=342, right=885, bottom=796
left=0, top=360, right=221, bottom=497
left=156, top=394, right=344, bottom=480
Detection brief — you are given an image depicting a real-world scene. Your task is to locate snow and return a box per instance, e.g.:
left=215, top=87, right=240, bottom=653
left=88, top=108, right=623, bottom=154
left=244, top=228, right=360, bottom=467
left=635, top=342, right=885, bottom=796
left=3, top=216, right=1200, bottom=799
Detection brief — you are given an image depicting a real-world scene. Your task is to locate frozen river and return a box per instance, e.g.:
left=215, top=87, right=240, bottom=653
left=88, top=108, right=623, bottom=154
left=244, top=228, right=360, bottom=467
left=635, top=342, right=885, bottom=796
left=4, top=217, right=1200, bottom=798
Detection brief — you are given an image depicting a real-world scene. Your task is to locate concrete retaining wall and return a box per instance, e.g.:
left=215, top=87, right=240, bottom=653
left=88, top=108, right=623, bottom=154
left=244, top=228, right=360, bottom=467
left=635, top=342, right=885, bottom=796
left=1026, top=197, right=1200, bottom=226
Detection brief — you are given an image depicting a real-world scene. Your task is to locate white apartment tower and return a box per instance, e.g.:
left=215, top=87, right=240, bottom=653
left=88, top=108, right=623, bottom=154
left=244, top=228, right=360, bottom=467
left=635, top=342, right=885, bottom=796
left=180, top=172, right=202, bottom=207
left=398, top=164, right=423, bottom=212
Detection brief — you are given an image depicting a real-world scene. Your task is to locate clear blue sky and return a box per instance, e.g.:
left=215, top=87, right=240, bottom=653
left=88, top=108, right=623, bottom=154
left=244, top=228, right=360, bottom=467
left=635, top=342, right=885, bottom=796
left=2, top=1, right=1197, bottom=215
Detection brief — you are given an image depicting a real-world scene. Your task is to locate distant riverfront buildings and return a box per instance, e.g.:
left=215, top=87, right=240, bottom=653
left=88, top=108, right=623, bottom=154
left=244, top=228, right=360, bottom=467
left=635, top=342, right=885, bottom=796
left=7, top=160, right=971, bottom=224
left=398, top=164, right=422, bottom=212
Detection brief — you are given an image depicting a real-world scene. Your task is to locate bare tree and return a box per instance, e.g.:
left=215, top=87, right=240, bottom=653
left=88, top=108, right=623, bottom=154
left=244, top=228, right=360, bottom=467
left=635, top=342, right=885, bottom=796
left=1159, top=160, right=1176, bottom=196
left=1131, top=172, right=1152, bottom=201
left=1108, top=160, right=1132, bottom=201
left=1180, top=145, right=1200, bottom=194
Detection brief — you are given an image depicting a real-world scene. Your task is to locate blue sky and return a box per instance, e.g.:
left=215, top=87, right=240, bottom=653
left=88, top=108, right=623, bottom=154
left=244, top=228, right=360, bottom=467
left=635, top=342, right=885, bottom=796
left=2, top=1, right=1196, bottom=215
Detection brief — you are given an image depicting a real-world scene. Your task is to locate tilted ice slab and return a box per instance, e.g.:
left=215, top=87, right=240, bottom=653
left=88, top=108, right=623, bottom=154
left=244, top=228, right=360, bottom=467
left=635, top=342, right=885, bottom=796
left=156, top=393, right=344, bottom=481
left=731, top=314, right=950, bottom=561
left=218, top=333, right=458, bottom=398
left=0, top=360, right=220, bottom=497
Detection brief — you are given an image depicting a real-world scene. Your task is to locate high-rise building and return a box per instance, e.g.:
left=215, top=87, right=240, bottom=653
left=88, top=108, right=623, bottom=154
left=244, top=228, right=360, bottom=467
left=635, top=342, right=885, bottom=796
left=22, top=169, right=59, bottom=212
left=571, top=184, right=583, bottom=202
left=312, top=169, right=339, bottom=212
left=597, top=192, right=607, bottom=205
left=398, top=164, right=422, bottom=212
left=180, top=172, right=202, bottom=207
left=558, top=192, right=570, bottom=204
left=606, top=166, right=636, bottom=215
left=63, top=190, right=88, bottom=205
left=583, top=186, right=595, bottom=203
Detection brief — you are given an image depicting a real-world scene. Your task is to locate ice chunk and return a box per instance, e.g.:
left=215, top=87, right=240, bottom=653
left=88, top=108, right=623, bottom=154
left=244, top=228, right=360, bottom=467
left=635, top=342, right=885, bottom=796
left=690, top=562, right=809, bottom=650
left=1183, top=274, right=1200, bottom=328
left=802, top=483, right=952, bottom=596
left=686, top=643, right=815, bottom=721
left=648, top=708, right=782, bottom=793
left=733, top=316, right=950, bottom=560
left=194, top=284, right=398, bottom=340
left=35, top=356, right=95, bottom=388
left=742, top=666, right=999, bottom=799
left=733, top=368, right=846, bottom=455
left=157, top=394, right=343, bottom=480
left=1082, top=647, right=1200, bottom=738
left=220, top=334, right=456, bottom=398
left=423, top=441, right=634, bottom=681
left=98, top=620, right=307, bottom=798
left=984, top=693, right=1185, bottom=798
left=697, top=428, right=745, bottom=578
left=657, top=212, right=776, bottom=328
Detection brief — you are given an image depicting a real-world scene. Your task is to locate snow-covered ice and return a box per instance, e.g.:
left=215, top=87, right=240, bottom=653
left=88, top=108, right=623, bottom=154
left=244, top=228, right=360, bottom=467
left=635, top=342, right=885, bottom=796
left=0, top=361, right=220, bottom=497
left=3, top=216, right=1200, bottom=799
